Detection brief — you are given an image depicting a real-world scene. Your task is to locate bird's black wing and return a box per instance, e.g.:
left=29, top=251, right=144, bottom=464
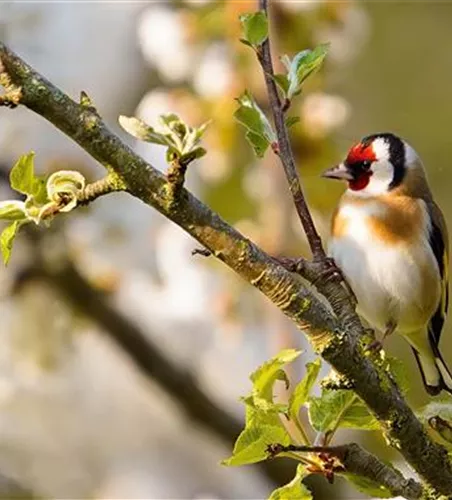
left=427, top=202, right=449, bottom=346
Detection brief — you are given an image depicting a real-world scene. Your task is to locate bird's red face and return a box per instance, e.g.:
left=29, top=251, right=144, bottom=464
left=343, top=142, right=376, bottom=191
left=322, top=133, right=407, bottom=195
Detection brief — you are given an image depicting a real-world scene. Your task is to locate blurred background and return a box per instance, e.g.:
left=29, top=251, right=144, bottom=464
left=0, top=1, right=451, bottom=499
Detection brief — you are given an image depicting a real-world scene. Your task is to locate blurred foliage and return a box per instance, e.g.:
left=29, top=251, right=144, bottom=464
left=138, top=0, right=359, bottom=240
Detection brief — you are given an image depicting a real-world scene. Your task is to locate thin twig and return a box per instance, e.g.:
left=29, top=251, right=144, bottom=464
left=257, top=0, right=325, bottom=261
left=77, top=174, right=125, bottom=205
left=256, top=1, right=358, bottom=312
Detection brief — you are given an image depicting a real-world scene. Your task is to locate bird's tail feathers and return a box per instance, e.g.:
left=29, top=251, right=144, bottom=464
left=435, top=356, right=452, bottom=393
left=411, top=336, right=452, bottom=395
left=412, top=349, right=443, bottom=395
left=428, top=332, right=452, bottom=394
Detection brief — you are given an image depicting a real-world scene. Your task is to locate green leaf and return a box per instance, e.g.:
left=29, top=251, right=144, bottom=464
left=234, top=91, right=276, bottom=157
left=286, top=44, right=329, bottom=99
left=386, top=356, right=410, bottom=394
left=280, top=54, right=292, bottom=72
left=118, top=116, right=170, bottom=146
left=46, top=170, right=86, bottom=213
left=241, top=395, right=288, bottom=416
left=120, top=114, right=208, bottom=166
left=32, top=176, right=49, bottom=205
left=289, top=359, right=321, bottom=423
left=9, top=152, right=44, bottom=198
left=159, top=113, right=181, bottom=130
left=235, top=91, right=276, bottom=141
left=222, top=423, right=290, bottom=466
left=285, top=116, right=300, bottom=129
left=250, top=349, right=301, bottom=400
left=308, top=389, right=379, bottom=432
left=10, top=151, right=34, bottom=195
left=244, top=349, right=301, bottom=427
left=193, top=121, right=210, bottom=143
left=180, top=147, right=207, bottom=164
left=0, top=220, right=23, bottom=265
left=269, top=464, right=312, bottom=500
left=344, top=473, right=392, bottom=498
left=224, top=350, right=303, bottom=469
left=272, top=74, right=290, bottom=96
left=245, top=131, right=269, bottom=158
left=182, top=121, right=210, bottom=155
left=0, top=201, right=27, bottom=221
left=239, top=38, right=253, bottom=48
left=239, top=11, right=268, bottom=47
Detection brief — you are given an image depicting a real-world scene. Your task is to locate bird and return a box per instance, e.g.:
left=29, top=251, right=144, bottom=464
left=323, top=132, right=451, bottom=395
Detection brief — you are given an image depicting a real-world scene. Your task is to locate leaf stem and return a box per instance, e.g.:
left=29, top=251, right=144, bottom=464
left=324, top=394, right=358, bottom=446
left=292, top=414, right=311, bottom=446
left=282, top=451, right=319, bottom=469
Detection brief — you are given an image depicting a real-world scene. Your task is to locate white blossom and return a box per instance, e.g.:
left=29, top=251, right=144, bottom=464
left=138, top=6, right=194, bottom=82
left=193, top=44, right=234, bottom=98
left=301, top=92, right=351, bottom=138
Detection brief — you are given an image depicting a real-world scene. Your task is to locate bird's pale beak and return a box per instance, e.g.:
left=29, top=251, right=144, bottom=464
left=322, top=163, right=353, bottom=181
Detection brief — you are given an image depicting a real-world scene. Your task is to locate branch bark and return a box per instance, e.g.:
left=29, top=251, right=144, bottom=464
left=268, top=442, right=423, bottom=500
left=1, top=43, right=452, bottom=495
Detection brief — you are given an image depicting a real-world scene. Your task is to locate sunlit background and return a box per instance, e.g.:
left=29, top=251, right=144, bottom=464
left=0, top=1, right=451, bottom=499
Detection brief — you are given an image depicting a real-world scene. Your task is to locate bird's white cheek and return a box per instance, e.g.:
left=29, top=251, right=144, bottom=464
left=348, top=160, right=394, bottom=197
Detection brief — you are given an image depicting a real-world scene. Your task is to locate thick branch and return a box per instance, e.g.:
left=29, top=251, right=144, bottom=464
left=2, top=44, right=452, bottom=494
left=269, top=443, right=423, bottom=500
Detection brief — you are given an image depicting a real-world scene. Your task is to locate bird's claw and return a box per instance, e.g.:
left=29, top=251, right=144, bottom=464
left=318, top=257, right=357, bottom=304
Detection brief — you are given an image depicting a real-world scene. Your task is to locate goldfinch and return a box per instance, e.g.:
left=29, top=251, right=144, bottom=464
left=323, top=133, right=451, bottom=395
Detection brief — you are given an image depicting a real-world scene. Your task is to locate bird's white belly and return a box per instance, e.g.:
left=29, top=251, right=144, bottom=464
left=329, top=209, right=440, bottom=333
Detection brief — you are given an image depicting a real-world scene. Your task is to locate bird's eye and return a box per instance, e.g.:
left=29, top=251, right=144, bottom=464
left=361, top=160, right=371, bottom=170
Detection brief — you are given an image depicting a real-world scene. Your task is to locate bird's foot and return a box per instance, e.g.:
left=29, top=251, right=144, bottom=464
left=318, top=257, right=343, bottom=283
left=365, top=322, right=396, bottom=353
left=318, top=257, right=357, bottom=305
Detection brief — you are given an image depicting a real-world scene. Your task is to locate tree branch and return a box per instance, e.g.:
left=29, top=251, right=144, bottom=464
left=256, top=0, right=358, bottom=326
left=257, top=0, right=324, bottom=260
left=2, top=43, right=452, bottom=494
left=268, top=442, right=423, bottom=500
left=77, top=173, right=125, bottom=206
